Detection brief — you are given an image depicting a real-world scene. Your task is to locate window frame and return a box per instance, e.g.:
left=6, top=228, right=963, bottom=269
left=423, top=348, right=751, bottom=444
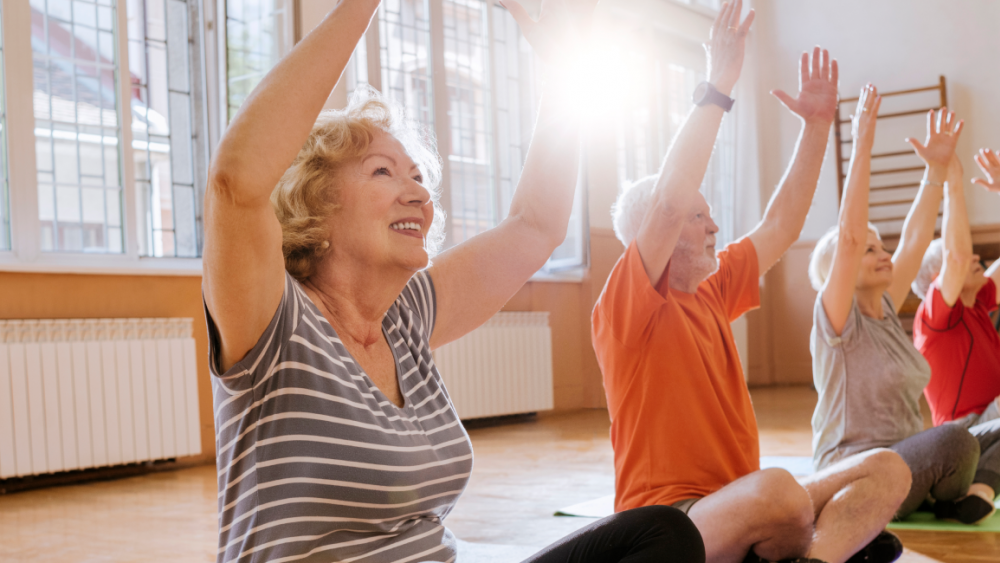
left=0, top=0, right=210, bottom=275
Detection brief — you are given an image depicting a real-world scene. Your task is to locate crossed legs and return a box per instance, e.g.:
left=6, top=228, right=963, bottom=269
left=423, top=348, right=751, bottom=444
left=686, top=449, right=911, bottom=563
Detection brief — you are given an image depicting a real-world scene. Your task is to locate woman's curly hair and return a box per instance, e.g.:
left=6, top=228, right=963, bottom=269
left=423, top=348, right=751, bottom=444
left=270, top=86, right=445, bottom=281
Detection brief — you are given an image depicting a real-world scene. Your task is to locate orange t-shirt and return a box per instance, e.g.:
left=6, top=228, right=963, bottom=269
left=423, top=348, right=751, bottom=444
left=592, top=237, right=762, bottom=512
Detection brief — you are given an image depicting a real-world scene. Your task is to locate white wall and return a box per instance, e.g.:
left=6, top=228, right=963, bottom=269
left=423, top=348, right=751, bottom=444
left=753, top=0, right=1000, bottom=240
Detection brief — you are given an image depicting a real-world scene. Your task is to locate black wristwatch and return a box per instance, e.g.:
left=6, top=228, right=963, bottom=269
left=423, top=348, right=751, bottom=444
left=693, top=81, right=735, bottom=112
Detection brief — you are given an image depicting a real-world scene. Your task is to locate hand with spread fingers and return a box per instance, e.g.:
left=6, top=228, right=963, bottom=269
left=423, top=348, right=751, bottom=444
left=973, top=148, right=1000, bottom=192
left=852, top=84, right=881, bottom=147
left=500, top=0, right=598, bottom=69
left=906, top=108, right=965, bottom=170
left=704, top=0, right=755, bottom=95
left=771, top=46, right=839, bottom=125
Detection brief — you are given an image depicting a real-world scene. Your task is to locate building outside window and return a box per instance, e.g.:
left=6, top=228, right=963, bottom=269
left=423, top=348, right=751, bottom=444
left=0, top=0, right=207, bottom=267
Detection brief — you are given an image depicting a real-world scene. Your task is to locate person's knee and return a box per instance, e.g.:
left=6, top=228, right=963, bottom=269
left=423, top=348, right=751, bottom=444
left=937, top=424, right=980, bottom=466
left=861, top=448, right=912, bottom=505
left=750, top=468, right=814, bottom=532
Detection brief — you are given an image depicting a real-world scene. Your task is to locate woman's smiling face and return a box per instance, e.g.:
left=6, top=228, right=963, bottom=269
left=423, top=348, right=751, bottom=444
left=856, top=230, right=894, bottom=291
left=324, top=130, right=435, bottom=274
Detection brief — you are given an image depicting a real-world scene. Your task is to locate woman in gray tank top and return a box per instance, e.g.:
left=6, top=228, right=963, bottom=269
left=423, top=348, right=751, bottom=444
left=200, top=0, right=719, bottom=561
left=808, top=86, right=1000, bottom=525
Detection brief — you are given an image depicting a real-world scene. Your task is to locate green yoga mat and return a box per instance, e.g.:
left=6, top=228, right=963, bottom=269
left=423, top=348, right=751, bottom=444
left=887, top=500, right=1000, bottom=533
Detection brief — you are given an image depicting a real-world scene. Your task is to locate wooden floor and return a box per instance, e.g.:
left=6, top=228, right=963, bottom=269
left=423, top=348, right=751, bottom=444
left=0, top=386, right=995, bottom=562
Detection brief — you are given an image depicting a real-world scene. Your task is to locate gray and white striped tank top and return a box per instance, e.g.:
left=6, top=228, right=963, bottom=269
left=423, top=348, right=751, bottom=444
left=207, top=271, right=473, bottom=563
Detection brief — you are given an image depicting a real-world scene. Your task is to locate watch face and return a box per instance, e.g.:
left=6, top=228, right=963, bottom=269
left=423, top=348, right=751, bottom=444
left=693, top=82, right=709, bottom=103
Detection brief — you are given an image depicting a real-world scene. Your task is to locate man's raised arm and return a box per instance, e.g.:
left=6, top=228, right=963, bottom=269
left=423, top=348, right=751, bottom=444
left=748, top=47, right=838, bottom=275
left=635, top=0, right=754, bottom=285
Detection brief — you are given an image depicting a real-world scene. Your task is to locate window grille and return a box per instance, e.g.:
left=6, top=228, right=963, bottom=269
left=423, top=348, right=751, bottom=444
left=225, top=0, right=290, bottom=122
left=379, top=0, right=434, bottom=127
left=127, top=0, right=199, bottom=257
left=32, top=0, right=125, bottom=253
left=490, top=4, right=532, bottom=223
left=442, top=0, right=493, bottom=245
left=0, top=4, right=9, bottom=250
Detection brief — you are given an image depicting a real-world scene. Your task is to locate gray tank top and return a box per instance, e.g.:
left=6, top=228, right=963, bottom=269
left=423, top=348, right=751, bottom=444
left=207, top=271, right=473, bottom=563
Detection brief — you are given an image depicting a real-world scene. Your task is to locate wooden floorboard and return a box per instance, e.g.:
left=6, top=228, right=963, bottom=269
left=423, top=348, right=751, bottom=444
left=0, top=386, right=993, bottom=561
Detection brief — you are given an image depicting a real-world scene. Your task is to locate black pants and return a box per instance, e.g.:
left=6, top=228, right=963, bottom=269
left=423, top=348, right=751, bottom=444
left=522, top=505, right=705, bottom=563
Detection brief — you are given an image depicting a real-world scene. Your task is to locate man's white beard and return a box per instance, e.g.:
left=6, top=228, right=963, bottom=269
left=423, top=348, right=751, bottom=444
left=673, top=237, right=719, bottom=282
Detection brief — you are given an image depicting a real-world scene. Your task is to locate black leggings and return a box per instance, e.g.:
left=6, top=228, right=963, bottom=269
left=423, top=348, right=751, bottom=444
left=522, top=505, right=705, bottom=563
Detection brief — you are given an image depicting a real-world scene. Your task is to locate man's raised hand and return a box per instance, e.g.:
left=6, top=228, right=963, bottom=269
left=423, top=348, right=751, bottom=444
left=973, top=148, right=1000, bottom=192
left=705, top=0, right=755, bottom=95
left=771, top=47, right=838, bottom=125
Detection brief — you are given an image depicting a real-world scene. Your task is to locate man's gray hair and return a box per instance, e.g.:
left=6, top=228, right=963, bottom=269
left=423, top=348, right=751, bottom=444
left=912, top=238, right=944, bottom=299
left=612, top=175, right=658, bottom=246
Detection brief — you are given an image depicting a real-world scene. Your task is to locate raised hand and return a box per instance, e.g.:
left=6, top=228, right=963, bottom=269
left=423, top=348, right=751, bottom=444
left=771, top=47, right=838, bottom=125
left=705, top=0, right=755, bottom=95
left=973, top=148, right=1000, bottom=192
left=501, top=0, right=598, bottom=69
left=851, top=84, right=881, bottom=146
left=906, top=108, right=964, bottom=170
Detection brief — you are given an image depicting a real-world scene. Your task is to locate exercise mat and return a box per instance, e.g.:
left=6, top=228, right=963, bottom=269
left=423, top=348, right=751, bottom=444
left=887, top=500, right=1000, bottom=533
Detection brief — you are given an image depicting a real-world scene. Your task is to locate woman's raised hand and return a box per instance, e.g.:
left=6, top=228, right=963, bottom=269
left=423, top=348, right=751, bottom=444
left=501, top=0, right=598, bottom=69
left=851, top=84, right=881, bottom=146
left=705, top=0, right=755, bottom=95
left=973, top=148, right=1000, bottom=192
left=771, top=47, right=838, bottom=125
left=906, top=108, right=964, bottom=169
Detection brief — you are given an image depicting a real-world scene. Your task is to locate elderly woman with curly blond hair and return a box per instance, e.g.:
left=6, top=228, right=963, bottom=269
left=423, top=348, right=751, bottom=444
left=201, top=0, right=706, bottom=562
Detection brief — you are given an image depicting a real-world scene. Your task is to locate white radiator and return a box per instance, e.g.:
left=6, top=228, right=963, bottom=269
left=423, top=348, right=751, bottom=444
left=0, top=318, right=200, bottom=479
left=433, top=312, right=553, bottom=420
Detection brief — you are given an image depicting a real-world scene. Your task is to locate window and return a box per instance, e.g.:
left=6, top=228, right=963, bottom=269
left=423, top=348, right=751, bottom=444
left=32, top=0, right=124, bottom=253
left=127, top=0, right=200, bottom=257
left=0, top=4, right=9, bottom=250
left=0, top=0, right=207, bottom=269
left=225, top=0, right=292, bottom=121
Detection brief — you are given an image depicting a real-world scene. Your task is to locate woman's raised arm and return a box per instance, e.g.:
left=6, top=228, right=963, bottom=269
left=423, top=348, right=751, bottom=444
left=426, top=0, right=597, bottom=349
left=887, top=108, right=963, bottom=310
left=938, top=157, right=973, bottom=306
left=203, top=0, right=380, bottom=372
left=821, top=85, right=879, bottom=336
left=972, top=149, right=1000, bottom=299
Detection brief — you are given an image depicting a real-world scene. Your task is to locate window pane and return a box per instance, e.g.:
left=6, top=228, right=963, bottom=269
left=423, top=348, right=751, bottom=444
left=379, top=0, right=433, bottom=127
left=0, top=4, right=10, bottom=250
left=226, top=0, right=289, bottom=121
left=128, top=0, right=200, bottom=257
left=32, top=0, right=124, bottom=253
left=443, top=0, right=492, bottom=245
left=491, top=5, right=533, bottom=225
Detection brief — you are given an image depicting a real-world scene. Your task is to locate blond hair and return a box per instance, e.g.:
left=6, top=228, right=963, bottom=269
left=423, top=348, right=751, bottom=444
left=808, top=223, right=882, bottom=291
left=270, top=86, right=444, bottom=281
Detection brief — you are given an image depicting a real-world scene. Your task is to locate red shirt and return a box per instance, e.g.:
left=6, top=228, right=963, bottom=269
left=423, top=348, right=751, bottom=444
left=913, top=278, right=1000, bottom=425
left=592, top=238, right=761, bottom=511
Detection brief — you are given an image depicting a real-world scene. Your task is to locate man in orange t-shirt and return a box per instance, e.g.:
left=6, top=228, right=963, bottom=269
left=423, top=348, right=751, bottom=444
left=592, top=5, right=911, bottom=563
